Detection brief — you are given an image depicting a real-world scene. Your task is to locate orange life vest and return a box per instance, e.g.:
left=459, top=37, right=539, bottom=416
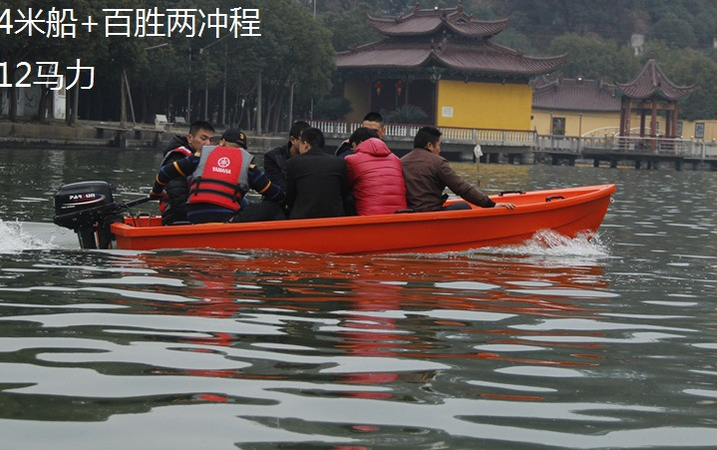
left=187, top=146, right=252, bottom=211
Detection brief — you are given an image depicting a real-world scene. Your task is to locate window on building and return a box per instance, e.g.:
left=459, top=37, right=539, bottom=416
left=552, top=117, right=566, bottom=136
left=676, top=121, right=683, bottom=137
left=695, top=123, right=705, bottom=139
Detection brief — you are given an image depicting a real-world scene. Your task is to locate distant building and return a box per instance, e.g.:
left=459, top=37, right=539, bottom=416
left=531, top=77, right=620, bottom=137
left=630, top=34, right=644, bottom=56
left=335, top=4, right=566, bottom=131
left=0, top=85, right=65, bottom=121
left=531, top=59, right=714, bottom=141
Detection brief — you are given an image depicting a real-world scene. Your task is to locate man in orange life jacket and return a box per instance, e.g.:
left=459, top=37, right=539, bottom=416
left=150, top=129, right=286, bottom=224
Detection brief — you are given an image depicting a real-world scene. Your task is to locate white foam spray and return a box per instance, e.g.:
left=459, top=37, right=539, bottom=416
left=0, top=220, right=77, bottom=252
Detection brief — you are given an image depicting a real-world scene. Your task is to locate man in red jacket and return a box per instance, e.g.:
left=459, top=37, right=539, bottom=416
left=345, top=127, right=407, bottom=215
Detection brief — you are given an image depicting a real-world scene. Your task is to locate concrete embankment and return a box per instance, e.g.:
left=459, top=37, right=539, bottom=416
left=0, top=120, right=285, bottom=155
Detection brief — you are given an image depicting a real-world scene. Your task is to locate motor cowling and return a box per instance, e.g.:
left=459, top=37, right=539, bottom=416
left=53, top=181, right=118, bottom=249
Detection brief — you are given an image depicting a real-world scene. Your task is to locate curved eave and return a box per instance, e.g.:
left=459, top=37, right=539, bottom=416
left=444, top=17, right=510, bottom=39
left=367, top=14, right=510, bottom=38
left=436, top=54, right=568, bottom=77
left=336, top=41, right=568, bottom=77
left=614, top=85, right=695, bottom=102
left=434, top=43, right=568, bottom=77
left=615, top=59, right=695, bottom=101
left=336, top=45, right=432, bottom=69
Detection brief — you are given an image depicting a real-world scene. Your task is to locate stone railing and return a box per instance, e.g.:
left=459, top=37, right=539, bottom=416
left=537, top=134, right=717, bottom=159
left=308, top=120, right=536, bottom=146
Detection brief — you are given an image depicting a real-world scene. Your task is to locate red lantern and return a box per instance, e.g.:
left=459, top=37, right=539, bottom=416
left=395, top=80, right=403, bottom=96
left=373, top=80, right=382, bottom=95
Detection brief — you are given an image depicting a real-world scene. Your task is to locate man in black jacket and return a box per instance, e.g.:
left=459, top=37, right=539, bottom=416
left=335, top=112, right=386, bottom=158
left=158, top=120, right=214, bottom=224
left=286, top=127, right=348, bottom=219
left=263, top=120, right=310, bottom=191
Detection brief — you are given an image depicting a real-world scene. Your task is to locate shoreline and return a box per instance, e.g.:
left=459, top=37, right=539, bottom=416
left=0, top=120, right=285, bottom=153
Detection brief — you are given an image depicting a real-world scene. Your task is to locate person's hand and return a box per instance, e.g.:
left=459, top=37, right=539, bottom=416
left=495, top=202, right=515, bottom=210
left=149, top=191, right=167, bottom=201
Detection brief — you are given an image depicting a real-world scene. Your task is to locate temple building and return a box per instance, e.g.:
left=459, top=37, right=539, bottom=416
left=531, top=59, right=713, bottom=141
left=531, top=77, right=622, bottom=137
left=335, top=4, right=567, bottom=130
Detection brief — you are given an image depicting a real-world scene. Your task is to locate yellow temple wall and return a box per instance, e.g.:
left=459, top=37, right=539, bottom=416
left=531, top=110, right=619, bottom=136
left=343, top=80, right=371, bottom=123
left=681, top=119, right=716, bottom=141
left=532, top=109, right=717, bottom=140
left=435, top=80, right=532, bottom=130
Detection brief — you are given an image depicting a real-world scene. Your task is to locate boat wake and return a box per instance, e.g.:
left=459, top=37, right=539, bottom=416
left=0, top=220, right=77, bottom=252
left=479, top=229, right=611, bottom=260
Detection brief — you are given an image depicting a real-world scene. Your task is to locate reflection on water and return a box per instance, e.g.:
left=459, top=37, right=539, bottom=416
left=0, top=148, right=714, bottom=449
left=1, top=246, right=714, bottom=449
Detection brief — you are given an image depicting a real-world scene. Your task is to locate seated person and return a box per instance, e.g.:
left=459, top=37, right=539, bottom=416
left=150, top=129, right=285, bottom=224
left=401, top=126, right=515, bottom=212
left=286, top=127, right=348, bottom=219
left=345, top=127, right=407, bottom=215
left=335, top=112, right=387, bottom=158
left=263, top=120, right=311, bottom=191
left=158, top=120, right=215, bottom=225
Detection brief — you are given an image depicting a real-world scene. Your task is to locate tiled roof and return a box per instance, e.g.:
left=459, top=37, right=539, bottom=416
left=615, top=59, right=693, bottom=101
left=336, top=39, right=567, bottom=76
left=367, top=6, right=510, bottom=38
left=532, top=77, right=621, bottom=112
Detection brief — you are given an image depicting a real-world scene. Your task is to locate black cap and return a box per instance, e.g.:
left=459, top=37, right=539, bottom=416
left=221, top=129, right=247, bottom=148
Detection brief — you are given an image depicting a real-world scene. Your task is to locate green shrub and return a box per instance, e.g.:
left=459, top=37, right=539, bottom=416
left=313, top=97, right=353, bottom=120
left=382, top=104, right=428, bottom=124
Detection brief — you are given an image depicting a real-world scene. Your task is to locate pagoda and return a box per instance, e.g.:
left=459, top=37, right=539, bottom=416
left=615, top=58, right=694, bottom=139
left=335, top=3, right=567, bottom=130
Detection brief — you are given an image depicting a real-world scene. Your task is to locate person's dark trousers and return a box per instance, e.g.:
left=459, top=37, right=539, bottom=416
left=232, top=202, right=287, bottom=222
left=442, top=202, right=472, bottom=211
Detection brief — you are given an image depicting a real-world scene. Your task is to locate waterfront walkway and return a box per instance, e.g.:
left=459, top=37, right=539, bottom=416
left=311, top=120, right=717, bottom=171
left=2, top=119, right=715, bottom=170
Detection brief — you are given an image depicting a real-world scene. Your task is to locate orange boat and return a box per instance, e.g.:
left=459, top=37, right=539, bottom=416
left=54, top=182, right=614, bottom=254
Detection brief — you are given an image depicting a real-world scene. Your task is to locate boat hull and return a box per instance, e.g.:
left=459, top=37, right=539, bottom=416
left=111, top=184, right=615, bottom=254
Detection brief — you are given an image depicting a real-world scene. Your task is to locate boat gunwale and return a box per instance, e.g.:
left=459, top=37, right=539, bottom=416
left=112, top=184, right=616, bottom=238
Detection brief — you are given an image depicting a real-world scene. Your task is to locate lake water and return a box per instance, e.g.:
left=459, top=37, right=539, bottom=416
left=0, top=148, right=715, bottom=449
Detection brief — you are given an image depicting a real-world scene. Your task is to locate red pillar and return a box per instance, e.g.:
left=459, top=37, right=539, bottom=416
left=650, top=98, right=658, bottom=152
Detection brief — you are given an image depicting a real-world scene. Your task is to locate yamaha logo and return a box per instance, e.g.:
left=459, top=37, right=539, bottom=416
left=217, top=157, right=231, bottom=168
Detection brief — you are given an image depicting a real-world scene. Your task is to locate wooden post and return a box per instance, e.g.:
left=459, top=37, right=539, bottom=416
left=256, top=71, right=262, bottom=134
left=649, top=98, right=658, bottom=152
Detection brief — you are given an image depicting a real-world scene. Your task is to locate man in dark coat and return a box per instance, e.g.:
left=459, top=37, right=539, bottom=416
left=263, top=120, right=310, bottom=191
left=286, top=127, right=348, bottom=219
left=158, top=120, right=214, bottom=224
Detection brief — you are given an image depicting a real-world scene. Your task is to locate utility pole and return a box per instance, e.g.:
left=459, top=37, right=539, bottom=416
left=256, top=71, right=262, bottom=134
left=310, top=1, right=316, bottom=120
left=187, top=50, right=192, bottom=124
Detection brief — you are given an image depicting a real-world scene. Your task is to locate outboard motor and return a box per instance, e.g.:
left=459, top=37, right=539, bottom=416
left=53, top=181, right=121, bottom=249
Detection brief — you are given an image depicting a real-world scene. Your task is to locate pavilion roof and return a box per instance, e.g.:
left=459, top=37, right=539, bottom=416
left=367, top=4, right=509, bottom=39
left=532, top=77, right=621, bottom=112
left=336, top=38, right=568, bottom=77
left=615, top=59, right=693, bottom=101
